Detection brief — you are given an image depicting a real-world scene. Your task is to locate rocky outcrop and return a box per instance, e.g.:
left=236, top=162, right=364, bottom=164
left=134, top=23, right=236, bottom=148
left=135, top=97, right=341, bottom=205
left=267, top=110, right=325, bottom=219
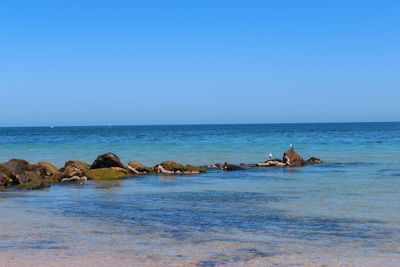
left=222, top=162, right=244, bottom=171
left=0, top=165, right=13, bottom=187
left=56, top=160, right=91, bottom=181
left=154, top=161, right=206, bottom=174
left=86, top=167, right=131, bottom=180
left=0, top=159, right=46, bottom=185
left=307, top=157, right=323, bottom=164
left=154, top=161, right=185, bottom=174
left=38, top=161, right=60, bottom=181
left=257, top=158, right=286, bottom=167
left=128, top=161, right=153, bottom=174
left=90, top=153, right=126, bottom=169
left=283, top=150, right=306, bottom=166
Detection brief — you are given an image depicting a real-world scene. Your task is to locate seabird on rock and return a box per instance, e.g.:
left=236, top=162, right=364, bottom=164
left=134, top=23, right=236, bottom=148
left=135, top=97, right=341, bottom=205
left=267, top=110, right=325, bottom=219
left=269, top=153, right=273, bottom=160
left=289, top=144, right=294, bottom=150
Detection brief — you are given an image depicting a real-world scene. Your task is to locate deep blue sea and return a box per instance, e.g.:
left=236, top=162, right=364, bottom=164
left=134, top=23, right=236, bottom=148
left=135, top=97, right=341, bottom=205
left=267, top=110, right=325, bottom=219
left=1, top=123, right=400, bottom=266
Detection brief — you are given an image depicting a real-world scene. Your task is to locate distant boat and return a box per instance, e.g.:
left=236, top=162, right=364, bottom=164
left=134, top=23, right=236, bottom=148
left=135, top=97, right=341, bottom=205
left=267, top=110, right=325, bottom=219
left=50, top=126, right=54, bottom=128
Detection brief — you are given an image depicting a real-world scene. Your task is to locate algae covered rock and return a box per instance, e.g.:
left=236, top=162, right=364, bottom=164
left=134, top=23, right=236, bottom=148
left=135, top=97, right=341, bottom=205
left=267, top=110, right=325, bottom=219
left=154, top=161, right=185, bottom=174
left=0, top=165, right=13, bottom=187
left=183, top=164, right=206, bottom=174
left=90, top=153, right=126, bottom=169
left=1, top=159, right=46, bottom=185
left=283, top=149, right=305, bottom=166
left=128, top=161, right=153, bottom=174
left=86, top=167, right=131, bottom=180
left=38, top=161, right=60, bottom=180
left=14, top=181, right=51, bottom=190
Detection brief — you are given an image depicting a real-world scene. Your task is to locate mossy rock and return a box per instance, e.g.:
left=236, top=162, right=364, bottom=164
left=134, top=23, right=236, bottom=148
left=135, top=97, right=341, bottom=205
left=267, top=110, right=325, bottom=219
left=61, top=160, right=90, bottom=171
left=154, top=161, right=185, bottom=172
left=0, top=165, right=13, bottom=187
left=86, top=167, right=131, bottom=180
left=38, top=161, right=59, bottom=180
left=184, top=164, right=207, bottom=174
left=14, top=181, right=51, bottom=190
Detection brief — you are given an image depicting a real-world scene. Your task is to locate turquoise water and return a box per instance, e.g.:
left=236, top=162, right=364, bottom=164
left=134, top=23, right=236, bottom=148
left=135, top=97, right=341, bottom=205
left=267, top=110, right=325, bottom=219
left=1, top=123, right=400, bottom=265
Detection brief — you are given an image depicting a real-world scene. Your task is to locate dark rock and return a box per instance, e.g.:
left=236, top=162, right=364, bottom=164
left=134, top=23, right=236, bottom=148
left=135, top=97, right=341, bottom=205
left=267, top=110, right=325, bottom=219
left=307, top=157, right=323, bottom=164
left=239, top=163, right=247, bottom=166
left=128, top=161, right=153, bottom=174
left=222, top=162, right=244, bottom=171
left=90, top=153, right=125, bottom=169
left=283, top=150, right=305, bottom=167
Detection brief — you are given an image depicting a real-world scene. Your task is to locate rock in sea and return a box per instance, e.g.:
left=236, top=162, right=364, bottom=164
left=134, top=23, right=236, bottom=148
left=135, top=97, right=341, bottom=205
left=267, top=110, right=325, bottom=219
left=90, top=152, right=126, bottom=169
left=283, top=149, right=306, bottom=166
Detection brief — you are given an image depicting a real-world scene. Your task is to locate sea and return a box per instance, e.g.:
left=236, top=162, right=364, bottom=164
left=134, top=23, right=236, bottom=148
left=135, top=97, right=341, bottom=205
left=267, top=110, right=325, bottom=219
left=0, top=123, right=400, bottom=266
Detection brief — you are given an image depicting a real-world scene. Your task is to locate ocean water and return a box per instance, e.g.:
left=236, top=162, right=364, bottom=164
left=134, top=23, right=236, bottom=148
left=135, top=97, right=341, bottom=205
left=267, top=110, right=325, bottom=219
left=1, top=123, right=400, bottom=266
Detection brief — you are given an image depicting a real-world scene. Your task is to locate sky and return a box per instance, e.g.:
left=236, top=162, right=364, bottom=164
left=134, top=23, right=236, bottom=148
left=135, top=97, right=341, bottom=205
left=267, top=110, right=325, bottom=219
left=1, top=0, right=399, bottom=126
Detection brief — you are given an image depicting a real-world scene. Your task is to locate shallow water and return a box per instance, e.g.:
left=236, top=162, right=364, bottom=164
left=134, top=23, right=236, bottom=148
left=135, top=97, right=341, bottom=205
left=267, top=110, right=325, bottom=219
left=1, top=123, right=400, bottom=266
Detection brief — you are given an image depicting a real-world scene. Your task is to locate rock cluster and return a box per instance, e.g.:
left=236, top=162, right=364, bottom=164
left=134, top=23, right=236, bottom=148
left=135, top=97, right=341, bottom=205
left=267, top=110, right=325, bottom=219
left=0, top=159, right=49, bottom=189
left=0, top=147, right=322, bottom=190
left=257, top=149, right=322, bottom=167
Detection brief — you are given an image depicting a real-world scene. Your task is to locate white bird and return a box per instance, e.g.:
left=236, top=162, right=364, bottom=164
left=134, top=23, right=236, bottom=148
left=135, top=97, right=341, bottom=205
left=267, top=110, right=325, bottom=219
left=289, top=144, right=293, bottom=150
left=269, top=153, right=273, bottom=160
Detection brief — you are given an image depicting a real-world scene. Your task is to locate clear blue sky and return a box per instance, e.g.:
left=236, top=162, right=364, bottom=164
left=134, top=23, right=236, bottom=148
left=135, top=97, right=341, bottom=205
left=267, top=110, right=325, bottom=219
left=1, top=0, right=399, bottom=126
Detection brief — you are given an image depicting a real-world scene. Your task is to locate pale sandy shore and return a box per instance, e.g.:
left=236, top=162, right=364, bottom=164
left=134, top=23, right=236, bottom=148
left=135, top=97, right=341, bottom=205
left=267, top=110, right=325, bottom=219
left=2, top=251, right=400, bottom=267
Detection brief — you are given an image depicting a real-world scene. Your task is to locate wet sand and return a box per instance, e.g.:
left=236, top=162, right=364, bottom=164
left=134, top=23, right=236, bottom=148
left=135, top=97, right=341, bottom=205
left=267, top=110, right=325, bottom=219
left=2, top=250, right=400, bottom=267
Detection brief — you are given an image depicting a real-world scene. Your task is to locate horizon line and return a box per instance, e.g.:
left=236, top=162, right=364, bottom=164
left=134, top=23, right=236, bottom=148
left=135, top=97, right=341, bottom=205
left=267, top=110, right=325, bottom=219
left=0, top=120, right=399, bottom=128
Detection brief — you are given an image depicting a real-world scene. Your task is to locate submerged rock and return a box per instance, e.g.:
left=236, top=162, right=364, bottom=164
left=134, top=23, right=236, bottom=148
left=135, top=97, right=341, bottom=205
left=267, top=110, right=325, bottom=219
left=222, top=162, right=244, bottom=171
left=212, top=163, right=223, bottom=169
left=257, top=158, right=286, bottom=167
left=86, top=167, right=131, bottom=180
left=90, top=153, right=126, bottom=169
left=307, top=157, right=323, bottom=164
left=283, top=149, right=306, bottom=167
left=61, top=176, right=88, bottom=183
left=127, top=161, right=153, bottom=174
left=182, top=164, right=206, bottom=174
left=14, top=181, right=51, bottom=190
